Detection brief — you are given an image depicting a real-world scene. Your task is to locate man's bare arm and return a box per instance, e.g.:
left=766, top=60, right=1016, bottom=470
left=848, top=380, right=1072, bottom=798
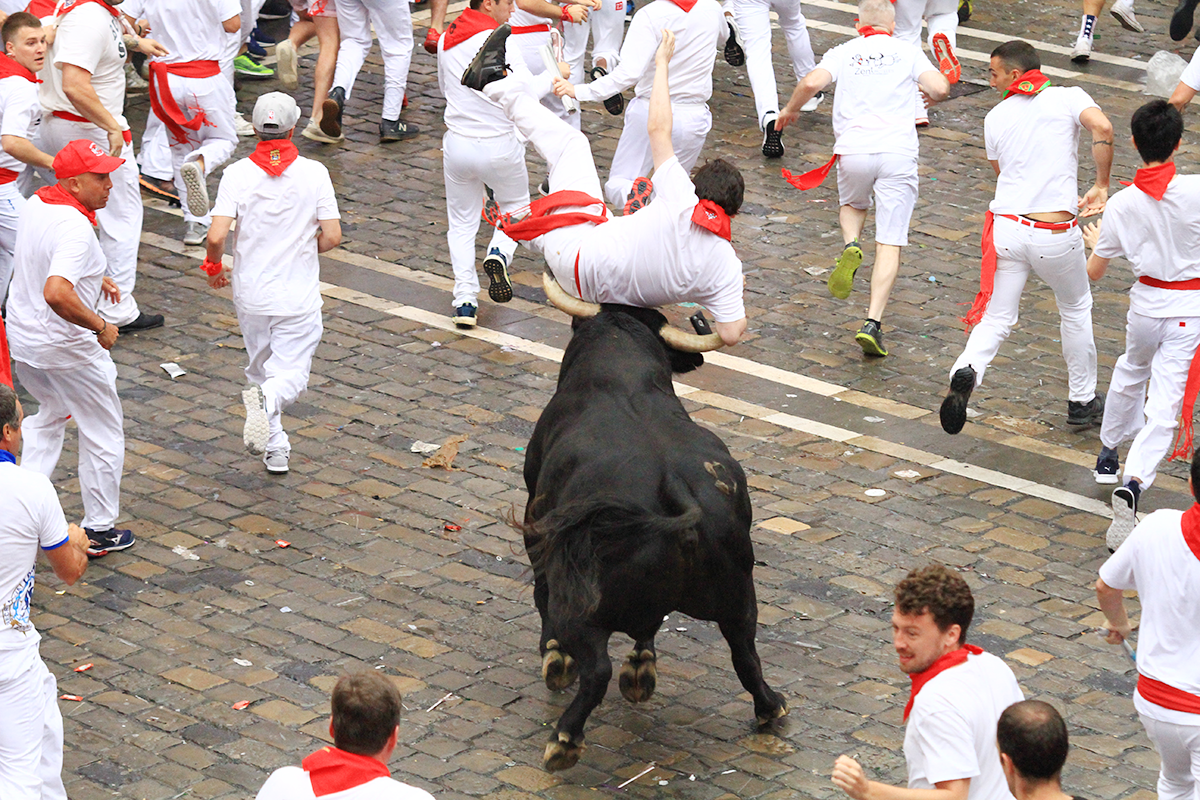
left=647, top=29, right=676, bottom=170
left=1079, top=106, right=1113, bottom=217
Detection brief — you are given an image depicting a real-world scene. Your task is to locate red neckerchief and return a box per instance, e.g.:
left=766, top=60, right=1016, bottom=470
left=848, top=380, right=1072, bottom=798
left=668, top=0, right=698, bottom=11
left=35, top=182, right=96, bottom=226
left=25, top=0, right=58, bottom=16
left=903, top=644, right=983, bottom=720
left=301, top=747, right=390, bottom=797
left=1181, top=504, right=1200, bottom=561
left=1131, top=162, right=1176, bottom=202
left=859, top=26, right=891, bottom=36
left=782, top=155, right=838, bottom=192
left=442, top=8, right=498, bottom=50
left=249, top=139, right=299, bottom=177
left=492, top=190, right=608, bottom=241
left=1002, top=69, right=1051, bottom=100
left=691, top=199, right=731, bottom=240
left=0, top=54, right=40, bottom=83
left=55, top=0, right=120, bottom=19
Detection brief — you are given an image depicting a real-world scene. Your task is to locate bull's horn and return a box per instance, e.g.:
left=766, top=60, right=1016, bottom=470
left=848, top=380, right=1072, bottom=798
left=658, top=323, right=725, bottom=353
left=542, top=270, right=600, bottom=317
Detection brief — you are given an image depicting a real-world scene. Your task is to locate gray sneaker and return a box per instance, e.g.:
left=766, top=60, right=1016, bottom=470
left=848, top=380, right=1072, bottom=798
left=180, top=160, right=209, bottom=218
left=183, top=220, right=208, bottom=246
left=1106, top=485, right=1138, bottom=552
left=242, top=384, right=269, bottom=455
left=263, top=449, right=289, bottom=474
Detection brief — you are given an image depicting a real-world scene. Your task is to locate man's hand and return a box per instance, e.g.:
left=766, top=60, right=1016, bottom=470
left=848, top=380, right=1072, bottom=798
left=1104, top=622, right=1134, bottom=645
left=563, top=4, right=589, bottom=22
left=423, top=27, right=440, bottom=53
left=554, top=78, right=576, bottom=98
left=100, top=276, right=120, bottom=304
left=1082, top=220, right=1102, bottom=251
left=135, top=37, right=169, bottom=57
left=832, top=756, right=870, bottom=800
left=207, top=266, right=229, bottom=289
left=1078, top=184, right=1108, bottom=217
left=67, top=523, right=89, bottom=551
left=776, top=107, right=799, bottom=130
left=106, top=129, right=125, bottom=157
left=96, top=320, right=118, bottom=350
left=656, top=28, right=676, bottom=67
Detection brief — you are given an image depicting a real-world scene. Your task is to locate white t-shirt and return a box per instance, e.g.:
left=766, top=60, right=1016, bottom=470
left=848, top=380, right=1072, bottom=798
left=437, top=25, right=527, bottom=138
left=1092, top=175, right=1200, bottom=318
left=255, top=766, right=435, bottom=800
left=576, top=155, right=744, bottom=322
left=1099, top=508, right=1200, bottom=726
left=575, top=0, right=724, bottom=105
left=904, top=651, right=1024, bottom=800
left=0, top=461, right=70, bottom=653
left=0, top=72, right=42, bottom=176
left=40, top=2, right=130, bottom=128
left=211, top=154, right=340, bottom=317
left=1180, top=47, right=1200, bottom=91
left=985, top=86, right=1099, bottom=216
left=817, top=34, right=936, bottom=158
left=6, top=195, right=108, bottom=369
left=129, top=0, right=242, bottom=63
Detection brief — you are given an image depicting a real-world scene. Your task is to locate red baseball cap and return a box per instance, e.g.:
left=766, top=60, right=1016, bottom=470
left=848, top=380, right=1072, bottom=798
left=53, top=139, right=125, bottom=180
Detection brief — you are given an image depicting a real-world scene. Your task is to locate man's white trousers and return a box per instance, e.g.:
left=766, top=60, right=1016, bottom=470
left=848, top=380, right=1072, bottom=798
left=727, top=0, right=816, bottom=127
left=0, top=181, right=25, bottom=303
left=1140, top=712, right=1200, bottom=800
left=238, top=309, right=323, bottom=454
left=334, top=0, right=413, bottom=120
left=0, top=643, right=66, bottom=800
left=562, top=0, right=625, bottom=90
left=605, top=96, right=710, bottom=207
left=950, top=216, right=1097, bottom=403
left=15, top=355, right=124, bottom=531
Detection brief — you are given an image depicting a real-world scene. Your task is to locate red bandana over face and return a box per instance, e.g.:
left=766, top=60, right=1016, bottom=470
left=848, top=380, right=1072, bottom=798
left=1002, top=69, right=1050, bottom=99
left=442, top=8, right=498, bottom=50
left=301, top=747, right=390, bottom=797
left=903, top=644, right=982, bottom=720
left=249, top=139, right=299, bottom=176
left=691, top=199, right=731, bottom=240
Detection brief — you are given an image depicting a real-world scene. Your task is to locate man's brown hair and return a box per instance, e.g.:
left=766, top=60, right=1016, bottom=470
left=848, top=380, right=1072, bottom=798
left=894, top=563, right=974, bottom=642
left=2, top=12, right=42, bottom=47
left=331, top=672, right=402, bottom=755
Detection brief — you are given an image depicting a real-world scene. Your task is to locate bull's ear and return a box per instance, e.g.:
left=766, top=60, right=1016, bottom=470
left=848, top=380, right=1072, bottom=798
left=668, top=350, right=704, bottom=374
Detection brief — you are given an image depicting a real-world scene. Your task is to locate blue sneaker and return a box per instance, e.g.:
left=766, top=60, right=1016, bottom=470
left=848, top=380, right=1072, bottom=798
left=484, top=249, right=512, bottom=303
left=1094, top=446, right=1119, bottom=485
left=85, top=528, right=135, bottom=558
left=251, top=25, right=275, bottom=45
left=454, top=302, right=478, bottom=329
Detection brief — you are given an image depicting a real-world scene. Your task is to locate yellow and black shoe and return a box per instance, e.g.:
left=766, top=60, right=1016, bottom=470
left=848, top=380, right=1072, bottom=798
left=958, top=0, right=972, bottom=23
left=828, top=240, right=862, bottom=299
left=855, top=319, right=887, bottom=357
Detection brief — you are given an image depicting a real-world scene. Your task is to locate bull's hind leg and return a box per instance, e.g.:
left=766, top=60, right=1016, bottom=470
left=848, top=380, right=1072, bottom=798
left=544, top=627, right=612, bottom=772
left=718, top=619, right=787, bottom=725
left=534, top=576, right=579, bottom=690
left=618, top=638, right=657, bottom=703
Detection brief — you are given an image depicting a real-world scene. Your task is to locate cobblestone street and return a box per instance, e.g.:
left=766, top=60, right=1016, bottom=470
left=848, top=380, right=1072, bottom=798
left=21, top=0, right=1200, bottom=797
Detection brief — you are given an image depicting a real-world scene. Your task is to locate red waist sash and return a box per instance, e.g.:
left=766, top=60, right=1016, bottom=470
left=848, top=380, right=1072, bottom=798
left=0, top=167, right=19, bottom=185
left=511, top=23, right=551, bottom=33
left=1139, top=276, right=1200, bottom=290
left=1138, top=674, right=1200, bottom=714
left=148, top=60, right=221, bottom=145
left=995, top=213, right=1078, bottom=231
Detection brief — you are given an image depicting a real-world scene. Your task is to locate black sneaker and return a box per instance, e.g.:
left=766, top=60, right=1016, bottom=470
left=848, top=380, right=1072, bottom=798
left=483, top=248, right=512, bottom=303
left=1173, top=0, right=1200, bottom=40
left=461, top=25, right=511, bottom=91
left=379, top=118, right=419, bottom=142
left=119, top=312, right=165, bottom=333
left=139, top=173, right=180, bottom=205
left=724, top=14, right=745, bottom=66
left=940, top=365, right=976, bottom=434
left=854, top=319, right=887, bottom=357
left=1094, top=446, right=1119, bottom=485
left=1107, top=484, right=1139, bottom=552
left=761, top=114, right=783, bottom=159
left=957, top=0, right=971, bottom=23
left=589, top=66, right=625, bottom=115
left=1067, top=395, right=1104, bottom=428
left=454, top=302, right=478, bottom=329
left=321, top=86, right=345, bottom=138
left=85, top=527, right=135, bottom=558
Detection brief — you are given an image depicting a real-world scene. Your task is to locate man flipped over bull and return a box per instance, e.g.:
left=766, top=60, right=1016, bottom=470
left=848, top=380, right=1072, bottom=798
left=463, top=30, right=785, bottom=774
left=462, top=27, right=749, bottom=347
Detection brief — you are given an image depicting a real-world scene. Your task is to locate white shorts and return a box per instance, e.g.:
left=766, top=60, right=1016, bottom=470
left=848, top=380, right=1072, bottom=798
left=836, top=152, right=918, bottom=247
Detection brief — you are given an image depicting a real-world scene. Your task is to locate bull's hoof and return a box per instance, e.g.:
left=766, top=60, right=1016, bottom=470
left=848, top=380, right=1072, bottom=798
left=755, top=696, right=788, bottom=726
left=618, top=649, right=657, bottom=703
left=541, top=640, right=578, bottom=691
left=544, top=731, right=584, bottom=772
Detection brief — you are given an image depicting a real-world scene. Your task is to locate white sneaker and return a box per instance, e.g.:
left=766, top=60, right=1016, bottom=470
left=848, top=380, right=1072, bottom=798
left=180, top=161, right=209, bottom=218
left=1106, top=485, right=1138, bottom=552
left=800, top=92, right=824, bottom=112
left=276, top=39, right=298, bottom=89
left=183, top=220, right=208, bottom=246
left=125, top=62, right=148, bottom=91
left=301, top=119, right=344, bottom=145
left=242, top=384, right=269, bottom=455
left=264, top=450, right=289, bottom=474
left=235, top=113, right=255, bottom=137
left=1070, top=33, right=1093, bottom=62
left=1110, top=0, right=1144, bottom=32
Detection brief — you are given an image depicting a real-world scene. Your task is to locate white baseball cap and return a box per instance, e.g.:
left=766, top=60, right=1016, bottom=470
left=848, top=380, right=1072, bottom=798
left=252, top=92, right=301, bottom=135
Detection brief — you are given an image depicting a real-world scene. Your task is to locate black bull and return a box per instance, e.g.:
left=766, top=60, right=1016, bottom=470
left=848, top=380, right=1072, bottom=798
left=519, top=306, right=787, bottom=772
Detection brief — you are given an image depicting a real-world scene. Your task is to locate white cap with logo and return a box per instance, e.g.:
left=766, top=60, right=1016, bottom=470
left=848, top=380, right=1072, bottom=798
left=252, top=92, right=301, bottom=135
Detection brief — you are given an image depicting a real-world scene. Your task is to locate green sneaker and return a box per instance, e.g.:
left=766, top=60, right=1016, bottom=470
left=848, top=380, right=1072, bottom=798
left=828, top=240, right=863, bottom=299
left=235, top=53, right=274, bottom=79
left=855, top=319, right=888, bottom=357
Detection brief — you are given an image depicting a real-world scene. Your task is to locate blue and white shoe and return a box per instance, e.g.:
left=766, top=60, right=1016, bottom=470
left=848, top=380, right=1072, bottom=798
left=1094, top=447, right=1120, bottom=485
left=483, top=249, right=512, bottom=303
left=454, top=302, right=478, bottom=329
left=85, top=528, right=135, bottom=558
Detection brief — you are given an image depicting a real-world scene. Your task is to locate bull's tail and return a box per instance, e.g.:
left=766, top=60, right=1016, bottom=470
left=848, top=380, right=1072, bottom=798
left=521, top=496, right=702, bottom=621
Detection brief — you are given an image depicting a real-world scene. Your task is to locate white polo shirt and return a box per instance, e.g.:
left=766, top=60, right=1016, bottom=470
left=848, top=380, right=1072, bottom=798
left=255, top=766, right=435, bottom=800
left=1099, top=509, right=1200, bottom=726
left=817, top=34, right=936, bottom=158
left=1093, top=175, right=1200, bottom=318
left=125, top=0, right=242, bottom=63
left=0, top=71, right=43, bottom=177
left=575, top=0, right=724, bottom=106
left=0, top=461, right=70, bottom=653
left=985, top=86, right=1099, bottom=216
left=211, top=154, right=340, bottom=317
left=904, top=651, right=1024, bottom=800
left=6, top=194, right=108, bottom=369
left=40, top=2, right=130, bottom=129
left=576, top=155, right=744, bottom=322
